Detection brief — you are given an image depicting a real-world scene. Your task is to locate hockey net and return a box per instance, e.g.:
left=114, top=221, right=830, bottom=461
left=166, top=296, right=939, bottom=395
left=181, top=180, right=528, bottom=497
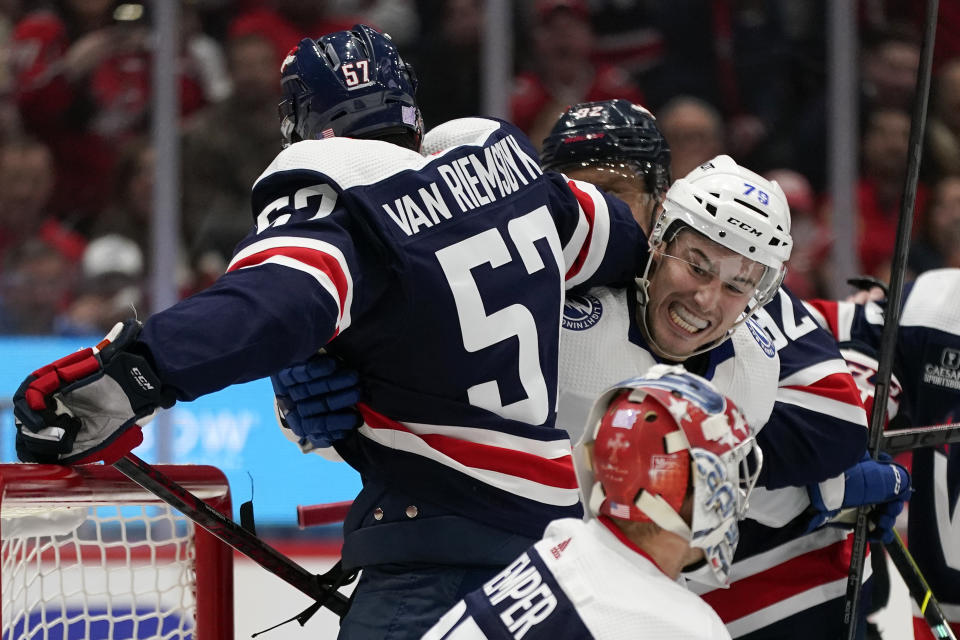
left=0, top=463, right=233, bottom=639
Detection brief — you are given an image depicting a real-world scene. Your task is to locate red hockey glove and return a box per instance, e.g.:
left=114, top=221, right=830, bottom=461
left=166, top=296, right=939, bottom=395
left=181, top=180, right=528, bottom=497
left=13, top=319, right=176, bottom=465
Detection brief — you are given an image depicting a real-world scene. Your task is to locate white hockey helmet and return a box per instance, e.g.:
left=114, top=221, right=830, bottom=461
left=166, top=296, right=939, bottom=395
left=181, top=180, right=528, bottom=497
left=575, top=365, right=762, bottom=587
left=636, top=155, right=792, bottom=357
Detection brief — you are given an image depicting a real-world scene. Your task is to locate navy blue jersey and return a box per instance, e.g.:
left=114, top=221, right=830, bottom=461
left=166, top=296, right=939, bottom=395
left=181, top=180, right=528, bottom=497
left=807, top=269, right=960, bottom=633
left=753, top=287, right=867, bottom=490
left=139, top=118, right=645, bottom=540
left=696, top=288, right=869, bottom=637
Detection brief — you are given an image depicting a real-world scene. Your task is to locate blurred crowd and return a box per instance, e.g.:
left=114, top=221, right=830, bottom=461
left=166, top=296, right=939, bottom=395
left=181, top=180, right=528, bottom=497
left=1, top=0, right=960, bottom=335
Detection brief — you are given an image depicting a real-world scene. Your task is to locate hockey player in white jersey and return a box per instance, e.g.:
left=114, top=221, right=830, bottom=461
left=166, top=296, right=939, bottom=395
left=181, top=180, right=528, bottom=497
left=423, top=367, right=761, bottom=640
left=539, top=101, right=908, bottom=639
left=550, top=153, right=790, bottom=448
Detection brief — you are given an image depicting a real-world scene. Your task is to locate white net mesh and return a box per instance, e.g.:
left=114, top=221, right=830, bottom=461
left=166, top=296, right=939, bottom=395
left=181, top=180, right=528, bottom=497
left=2, top=504, right=199, bottom=640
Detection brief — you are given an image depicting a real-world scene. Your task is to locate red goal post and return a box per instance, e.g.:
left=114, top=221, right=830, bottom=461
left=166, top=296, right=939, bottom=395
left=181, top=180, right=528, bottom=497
left=0, top=463, right=233, bottom=639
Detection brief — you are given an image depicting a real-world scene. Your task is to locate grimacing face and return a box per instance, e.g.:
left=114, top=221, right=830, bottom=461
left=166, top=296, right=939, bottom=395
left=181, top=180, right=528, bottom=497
left=562, top=164, right=659, bottom=232
left=644, top=229, right=765, bottom=360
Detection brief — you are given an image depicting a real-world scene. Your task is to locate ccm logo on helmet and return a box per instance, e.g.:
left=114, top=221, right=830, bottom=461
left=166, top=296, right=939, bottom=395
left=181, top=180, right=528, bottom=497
left=726, top=217, right=763, bottom=237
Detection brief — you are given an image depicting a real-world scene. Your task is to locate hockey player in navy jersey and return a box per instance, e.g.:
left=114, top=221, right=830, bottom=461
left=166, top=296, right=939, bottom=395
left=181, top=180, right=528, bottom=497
left=805, top=269, right=960, bottom=639
left=423, top=367, right=760, bottom=640
left=10, top=26, right=655, bottom=639
left=274, top=100, right=909, bottom=637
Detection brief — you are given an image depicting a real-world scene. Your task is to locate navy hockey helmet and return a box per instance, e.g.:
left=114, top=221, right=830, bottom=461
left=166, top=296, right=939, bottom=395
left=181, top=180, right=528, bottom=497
left=278, top=24, right=423, bottom=150
left=540, top=99, right=671, bottom=199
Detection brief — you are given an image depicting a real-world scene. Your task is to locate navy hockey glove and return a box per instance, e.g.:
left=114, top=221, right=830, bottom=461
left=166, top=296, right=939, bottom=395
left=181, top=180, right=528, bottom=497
left=13, top=319, right=176, bottom=465
left=805, top=453, right=911, bottom=543
left=272, top=353, right=361, bottom=451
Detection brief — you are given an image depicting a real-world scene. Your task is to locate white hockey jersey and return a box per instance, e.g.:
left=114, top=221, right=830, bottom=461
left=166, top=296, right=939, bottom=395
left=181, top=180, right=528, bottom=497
left=422, top=517, right=731, bottom=640
left=556, top=286, right=779, bottom=451
left=555, top=284, right=871, bottom=639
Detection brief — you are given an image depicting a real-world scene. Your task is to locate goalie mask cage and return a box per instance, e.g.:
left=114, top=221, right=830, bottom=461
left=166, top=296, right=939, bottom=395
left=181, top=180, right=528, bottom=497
left=0, top=464, right=233, bottom=640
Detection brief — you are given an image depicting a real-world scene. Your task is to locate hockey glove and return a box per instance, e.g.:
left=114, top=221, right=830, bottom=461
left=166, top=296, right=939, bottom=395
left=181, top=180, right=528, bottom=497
left=272, top=353, right=361, bottom=452
left=13, top=319, right=176, bottom=465
left=805, top=453, right=911, bottom=543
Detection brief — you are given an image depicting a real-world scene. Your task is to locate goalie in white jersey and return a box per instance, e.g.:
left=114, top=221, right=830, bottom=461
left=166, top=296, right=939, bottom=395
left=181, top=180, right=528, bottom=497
left=423, top=367, right=761, bottom=640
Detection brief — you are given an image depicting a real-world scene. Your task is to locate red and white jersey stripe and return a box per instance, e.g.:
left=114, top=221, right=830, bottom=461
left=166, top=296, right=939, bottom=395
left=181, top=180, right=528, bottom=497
left=561, top=179, right=612, bottom=288
left=227, top=236, right=354, bottom=336
left=357, top=404, right=581, bottom=508
left=692, top=528, right=872, bottom=637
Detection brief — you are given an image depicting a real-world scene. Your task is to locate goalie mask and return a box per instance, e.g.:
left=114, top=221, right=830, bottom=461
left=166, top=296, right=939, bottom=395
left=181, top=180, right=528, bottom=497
left=578, top=365, right=762, bottom=588
left=636, top=155, right=792, bottom=359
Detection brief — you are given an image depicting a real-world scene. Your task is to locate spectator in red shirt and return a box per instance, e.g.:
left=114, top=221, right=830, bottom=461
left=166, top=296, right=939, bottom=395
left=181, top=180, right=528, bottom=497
left=765, top=168, right=832, bottom=299
left=510, top=0, right=644, bottom=149
left=857, top=105, right=928, bottom=280
left=10, top=0, right=209, bottom=231
left=227, top=0, right=363, bottom=65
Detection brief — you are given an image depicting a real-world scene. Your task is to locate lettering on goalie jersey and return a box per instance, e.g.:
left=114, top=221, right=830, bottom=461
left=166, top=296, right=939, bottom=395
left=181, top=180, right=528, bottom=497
left=482, top=553, right=557, bottom=636
left=463, top=550, right=591, bottom=639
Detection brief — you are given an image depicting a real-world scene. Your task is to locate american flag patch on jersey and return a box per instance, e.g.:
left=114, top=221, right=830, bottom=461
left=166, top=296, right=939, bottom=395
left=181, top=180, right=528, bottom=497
left=608, top=502, right=631, bottom=518
left=321, top=128, right=335, bottom=139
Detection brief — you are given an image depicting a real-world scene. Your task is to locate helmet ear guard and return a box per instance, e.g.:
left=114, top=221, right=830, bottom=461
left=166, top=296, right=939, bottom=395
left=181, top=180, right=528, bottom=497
left=574, top=365, right=762, bottom=587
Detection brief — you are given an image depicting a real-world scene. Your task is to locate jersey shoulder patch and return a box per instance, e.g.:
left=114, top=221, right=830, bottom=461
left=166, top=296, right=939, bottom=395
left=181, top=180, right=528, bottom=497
left=745, top=316, right=776, bottom=358
left=563, top=294, right=604, bottom=331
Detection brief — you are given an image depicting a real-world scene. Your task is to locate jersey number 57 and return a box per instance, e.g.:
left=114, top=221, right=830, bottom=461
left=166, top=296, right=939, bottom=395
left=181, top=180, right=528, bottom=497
left=436, top=207, right=563, bottom=426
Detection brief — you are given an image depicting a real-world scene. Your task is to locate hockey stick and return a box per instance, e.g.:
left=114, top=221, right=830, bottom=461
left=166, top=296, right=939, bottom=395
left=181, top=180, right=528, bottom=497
left=886, top=530, right=959, bottom=640
left=882, top=422, right=960, bottom=454
left=298, top=500, right=354, bottom=528
left=114, top=452, right=351, bottom=617
left=843, top=0, right=939, bottom=637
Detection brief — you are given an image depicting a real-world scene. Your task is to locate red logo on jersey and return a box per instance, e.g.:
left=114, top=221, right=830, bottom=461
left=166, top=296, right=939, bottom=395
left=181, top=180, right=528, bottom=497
left=550, top=537, right=572, bottom=559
